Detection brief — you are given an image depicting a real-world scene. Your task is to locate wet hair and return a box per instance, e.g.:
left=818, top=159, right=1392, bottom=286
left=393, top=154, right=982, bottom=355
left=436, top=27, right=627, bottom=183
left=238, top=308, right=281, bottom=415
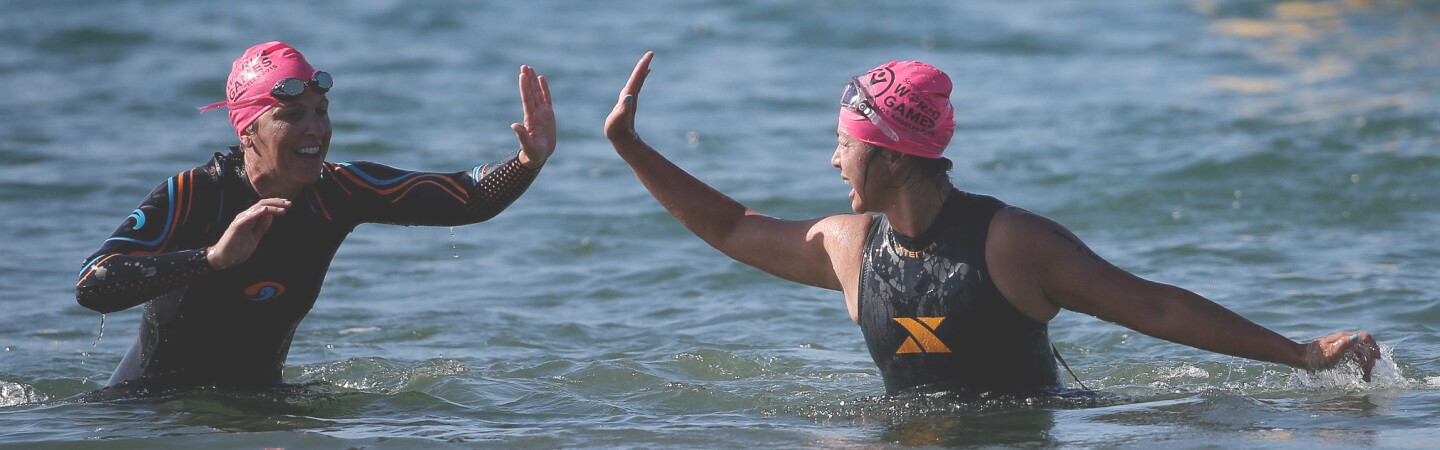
left=868, top=144, right=953, bottom=188
left=909, top=153, right=954, bottom=181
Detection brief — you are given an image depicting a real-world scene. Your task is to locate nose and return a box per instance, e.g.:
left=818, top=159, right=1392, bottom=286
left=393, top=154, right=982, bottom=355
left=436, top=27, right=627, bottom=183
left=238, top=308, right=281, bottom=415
left=303, top=110, right=330, bottom=138
left=831, top=147, right=842, bottom=168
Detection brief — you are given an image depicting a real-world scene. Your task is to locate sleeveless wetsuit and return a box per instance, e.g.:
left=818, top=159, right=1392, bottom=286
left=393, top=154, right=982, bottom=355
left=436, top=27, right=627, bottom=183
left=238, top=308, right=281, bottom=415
left=75, top=148, right=538, bottom=389
left=858, top=190, right=1061, bottom=396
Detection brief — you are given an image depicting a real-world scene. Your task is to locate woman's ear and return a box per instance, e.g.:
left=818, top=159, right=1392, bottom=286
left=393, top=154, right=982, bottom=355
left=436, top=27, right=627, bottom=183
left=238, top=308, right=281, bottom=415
left=887, top=152, right=910, bottom=174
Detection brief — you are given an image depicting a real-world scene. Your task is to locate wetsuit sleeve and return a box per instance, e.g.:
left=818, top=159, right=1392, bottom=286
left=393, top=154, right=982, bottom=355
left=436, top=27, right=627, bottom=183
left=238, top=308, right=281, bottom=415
left=76, top=176, right=215, bottom=314
left=328, top=152, right=540, bottom=226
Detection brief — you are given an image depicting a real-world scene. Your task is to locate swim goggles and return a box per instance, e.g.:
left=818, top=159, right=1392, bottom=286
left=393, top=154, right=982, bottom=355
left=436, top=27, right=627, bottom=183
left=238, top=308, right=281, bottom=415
left=198, top=71, right=334, bottom=112
left=840, top=76, right=900, bottom=142
left=270, top=71, right=333, bottom=100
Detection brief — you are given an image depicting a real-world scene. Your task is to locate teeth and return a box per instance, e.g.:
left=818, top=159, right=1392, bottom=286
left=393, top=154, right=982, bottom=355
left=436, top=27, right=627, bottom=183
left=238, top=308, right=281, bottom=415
left=297, top=146, right=320, bottom=156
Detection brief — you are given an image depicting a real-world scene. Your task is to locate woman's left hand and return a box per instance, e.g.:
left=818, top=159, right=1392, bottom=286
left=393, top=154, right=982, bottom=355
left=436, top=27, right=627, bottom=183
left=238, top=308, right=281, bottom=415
left=512, top=65, right=555, bottom=169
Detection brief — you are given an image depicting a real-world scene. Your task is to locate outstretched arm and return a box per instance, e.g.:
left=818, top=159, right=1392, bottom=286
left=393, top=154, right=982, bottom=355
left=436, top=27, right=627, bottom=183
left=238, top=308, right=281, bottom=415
left=602, top=52, right=870, bottom=295
left=333, top=65, right=552, bottom=226
left=986, top=207, right=1382, bottom=380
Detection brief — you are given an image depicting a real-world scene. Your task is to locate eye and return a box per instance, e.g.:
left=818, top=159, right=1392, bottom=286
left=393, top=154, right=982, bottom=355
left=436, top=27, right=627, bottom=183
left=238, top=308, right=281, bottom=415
left=274, top=108, right=303, bottom=122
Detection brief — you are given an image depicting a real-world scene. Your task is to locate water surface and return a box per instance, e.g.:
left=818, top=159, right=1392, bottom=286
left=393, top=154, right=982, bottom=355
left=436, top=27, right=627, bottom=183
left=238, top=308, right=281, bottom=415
left=2, top=0, right=1438, bottom=448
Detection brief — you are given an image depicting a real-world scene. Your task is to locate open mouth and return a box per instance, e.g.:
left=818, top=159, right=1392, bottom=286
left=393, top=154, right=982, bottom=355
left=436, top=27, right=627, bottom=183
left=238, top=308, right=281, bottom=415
left=296, top=146, right=322, bottom=158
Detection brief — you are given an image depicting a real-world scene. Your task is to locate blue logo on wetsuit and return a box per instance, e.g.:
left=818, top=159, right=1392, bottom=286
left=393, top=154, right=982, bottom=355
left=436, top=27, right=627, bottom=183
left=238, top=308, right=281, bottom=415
left=244, top=281, right=286, bottom=301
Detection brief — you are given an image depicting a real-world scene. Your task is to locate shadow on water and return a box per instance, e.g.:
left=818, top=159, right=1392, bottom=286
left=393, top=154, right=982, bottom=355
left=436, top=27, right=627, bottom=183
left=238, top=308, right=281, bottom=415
left=797, top=389, right=1120, bottom=447
left=62, top=381, right=363, bottom=432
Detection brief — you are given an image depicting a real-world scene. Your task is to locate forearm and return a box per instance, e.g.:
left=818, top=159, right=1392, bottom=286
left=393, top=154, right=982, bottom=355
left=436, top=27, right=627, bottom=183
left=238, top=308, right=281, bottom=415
left=1141, top=284, right=1307, bottom=368
left=75, top=248, right=212, bottom=314
left=463, top=152, right=541, bottom=223
left=613, top=138, right=750, bottom=246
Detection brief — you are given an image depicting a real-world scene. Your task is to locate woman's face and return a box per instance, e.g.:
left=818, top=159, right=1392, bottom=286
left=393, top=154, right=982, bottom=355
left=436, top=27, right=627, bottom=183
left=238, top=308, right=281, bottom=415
left=241, top=90, right=331, bottom=199
left=833, top=127, right=882, bottom=213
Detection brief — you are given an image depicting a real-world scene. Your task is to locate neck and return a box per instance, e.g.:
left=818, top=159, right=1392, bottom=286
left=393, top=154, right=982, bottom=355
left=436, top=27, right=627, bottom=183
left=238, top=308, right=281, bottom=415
left=243, top=163, right=302, bottom=200
left=883, top=180, right=952, bottom=238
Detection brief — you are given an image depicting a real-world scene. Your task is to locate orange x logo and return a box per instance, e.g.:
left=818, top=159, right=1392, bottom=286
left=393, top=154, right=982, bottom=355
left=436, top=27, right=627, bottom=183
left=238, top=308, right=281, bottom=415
left=893, top=317, right=951, bottom=354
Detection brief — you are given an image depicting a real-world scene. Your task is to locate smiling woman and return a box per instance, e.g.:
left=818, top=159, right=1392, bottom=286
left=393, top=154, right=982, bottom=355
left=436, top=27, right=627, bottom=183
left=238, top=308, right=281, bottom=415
left=72, top=41, right=558, bottom=393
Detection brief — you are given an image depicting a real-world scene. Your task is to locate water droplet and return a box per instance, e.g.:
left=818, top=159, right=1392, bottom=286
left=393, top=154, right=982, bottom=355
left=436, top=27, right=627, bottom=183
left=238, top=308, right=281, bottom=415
left=686, top=131, right=701, bottom=150
left=1171, top=211, right=1183, bottom=221
left=326, top=344, right=335, bottom=349
left=450, top=227, right=460, bottom=259
left=1350, top=174, right=1360, bottom=183
left=92, top=314, right=106, bottom=348
left=3, top=347, right=10, bottom=352
left=1233, top=190, right=1243, bottom=198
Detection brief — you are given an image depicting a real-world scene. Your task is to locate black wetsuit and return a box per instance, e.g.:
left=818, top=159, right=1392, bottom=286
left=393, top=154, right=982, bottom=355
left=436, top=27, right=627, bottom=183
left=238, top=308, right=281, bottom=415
left=75, top=148, right=538, bottom=389
left=858, top=190, right=1061, bottom=396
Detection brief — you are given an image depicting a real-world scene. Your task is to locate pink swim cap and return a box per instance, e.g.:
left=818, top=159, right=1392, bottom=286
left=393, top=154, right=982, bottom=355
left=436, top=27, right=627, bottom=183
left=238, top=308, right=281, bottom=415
left=838, top=61, right=956, bottom=159
left=199, top=41, right=320, bottom=137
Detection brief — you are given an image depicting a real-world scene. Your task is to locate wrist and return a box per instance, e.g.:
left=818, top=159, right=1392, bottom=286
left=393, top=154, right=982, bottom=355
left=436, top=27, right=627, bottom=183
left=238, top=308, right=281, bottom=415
left=204, top=246, right=224, bottom=270
left=1294, top=340, right=1319, bottom=371
left=518, top=149, right=545, bottom=170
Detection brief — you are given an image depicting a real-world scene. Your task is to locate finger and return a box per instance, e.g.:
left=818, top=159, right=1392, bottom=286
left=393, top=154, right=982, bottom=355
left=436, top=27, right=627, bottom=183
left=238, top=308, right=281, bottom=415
left=518, top=67, right=537, bottom=117
left=525, top=67, right=543, bottom=113
left=538, top=75, right=552, bottom=106
left=245, top=200, right=290, bottom=223
left=512, top=123, right=529, bottom=146
left=255, top=198, right=292, bottom=208
left=621, top=51, right=654, bottom=100
left=1360, top=333, right=1380, bottom=382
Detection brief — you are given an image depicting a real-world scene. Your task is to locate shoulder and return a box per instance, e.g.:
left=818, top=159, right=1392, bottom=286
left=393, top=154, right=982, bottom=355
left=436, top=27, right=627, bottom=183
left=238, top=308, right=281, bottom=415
left=326, top=160, right=414, bottom=186
left=812, top=213, right=875, bottom=242
left=986, top=206, right=1071, bottom=321
left=812, top=213, right=877, bottom=273
left=989, top=206, right=1091, bottom=263
left=141, top=160, right=223, bottom=201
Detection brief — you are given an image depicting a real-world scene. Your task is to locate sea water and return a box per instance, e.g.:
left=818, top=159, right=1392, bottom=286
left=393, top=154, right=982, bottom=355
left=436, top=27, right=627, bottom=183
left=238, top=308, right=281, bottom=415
left=1, top=0, right=1437, bottom=448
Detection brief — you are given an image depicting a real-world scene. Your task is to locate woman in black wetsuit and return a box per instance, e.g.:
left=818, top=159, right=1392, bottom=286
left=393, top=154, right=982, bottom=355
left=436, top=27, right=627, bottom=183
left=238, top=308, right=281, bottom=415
left=603, top=52, right=1381, bottom=397
left=75, top=41, right=555, bottom=391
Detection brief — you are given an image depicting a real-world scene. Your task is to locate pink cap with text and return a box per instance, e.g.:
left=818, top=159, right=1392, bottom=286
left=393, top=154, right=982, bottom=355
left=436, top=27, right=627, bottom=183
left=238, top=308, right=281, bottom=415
left=838, top=61, right=956, bottom=158
left=199, top=41, right=319, bottom=137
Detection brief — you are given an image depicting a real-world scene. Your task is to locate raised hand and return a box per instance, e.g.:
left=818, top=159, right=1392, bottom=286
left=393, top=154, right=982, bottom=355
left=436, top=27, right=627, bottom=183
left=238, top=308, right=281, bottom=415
left=512, top=65, right=556, bottom=169
left=604, top=51, right=654, bottom=146
left=206, top=198, right=290, bottom=269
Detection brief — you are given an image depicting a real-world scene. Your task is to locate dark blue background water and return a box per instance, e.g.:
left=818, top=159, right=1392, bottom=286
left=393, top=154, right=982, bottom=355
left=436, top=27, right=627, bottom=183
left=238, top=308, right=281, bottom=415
left=2, top=1, right=1438, bottom=448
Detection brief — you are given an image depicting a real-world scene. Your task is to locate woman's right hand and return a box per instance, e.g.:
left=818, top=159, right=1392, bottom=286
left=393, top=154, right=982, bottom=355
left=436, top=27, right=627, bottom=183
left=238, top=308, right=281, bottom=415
left=604, top=51, right=654, bottom=147
left=207, top=198, right=290, bottom=270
